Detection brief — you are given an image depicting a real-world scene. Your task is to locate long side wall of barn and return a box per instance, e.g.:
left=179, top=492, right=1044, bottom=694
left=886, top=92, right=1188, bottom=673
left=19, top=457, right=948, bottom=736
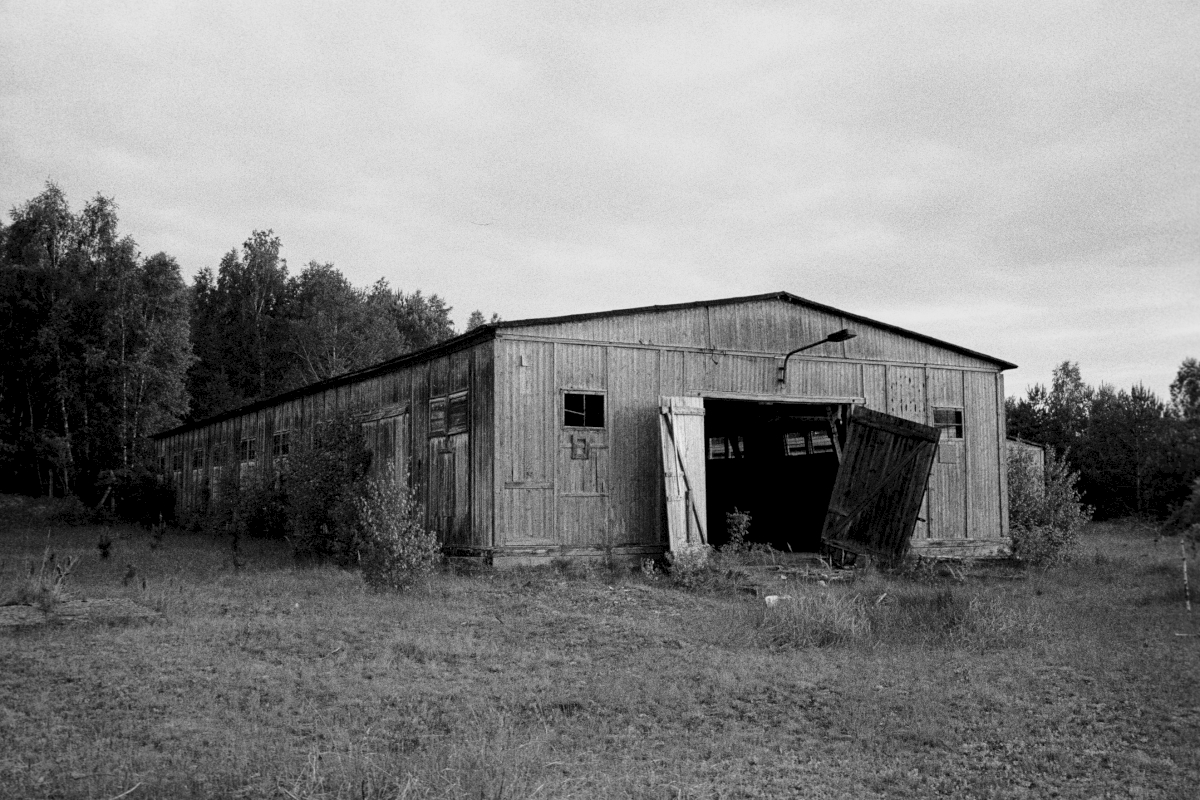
left=157, top=340, right=494, bottom=550
left=492, top=334, right=1007, bottom=555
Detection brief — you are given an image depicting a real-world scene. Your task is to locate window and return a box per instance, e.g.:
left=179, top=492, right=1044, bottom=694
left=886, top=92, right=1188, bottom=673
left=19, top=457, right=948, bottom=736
left=429, top=397, right=447, bottom=434
left=564, top=392, right=605, bottom=428
left=448, top=391, right=469, bottom=433
left=784, top=429, right=835, bottom=456
left=784, top=432, right=808, bottom=457
left=239, top=436, right=257, bottom=463
left=272, top=430, right=290, bottom=458
left=192, top=449, right=204, bottom=470
left=171, top=452, right=183, bottom=472
left=934, top=408, right=964, bottom=439
left=708, top=436, right=745, bottom=460
left=809, top=430, right=835, bottom=454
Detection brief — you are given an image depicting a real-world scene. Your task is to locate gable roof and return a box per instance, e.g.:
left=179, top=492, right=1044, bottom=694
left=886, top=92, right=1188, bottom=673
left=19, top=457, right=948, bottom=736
left=154, top=290, right=1014, bottom=439
left=497, top=291, right=1016, bottom=370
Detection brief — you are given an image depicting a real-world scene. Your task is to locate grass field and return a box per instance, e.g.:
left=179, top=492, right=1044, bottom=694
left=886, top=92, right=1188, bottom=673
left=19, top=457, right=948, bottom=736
left=1, top=500, right=1198, bottom=799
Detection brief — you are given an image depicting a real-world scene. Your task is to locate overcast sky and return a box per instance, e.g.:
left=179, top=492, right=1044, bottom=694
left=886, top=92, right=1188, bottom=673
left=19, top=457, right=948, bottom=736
left=2, top=1, right=1197, bottom=399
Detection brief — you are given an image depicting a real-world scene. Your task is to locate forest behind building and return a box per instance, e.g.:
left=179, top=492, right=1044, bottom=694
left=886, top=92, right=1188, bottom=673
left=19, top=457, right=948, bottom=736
left=0, top=184, right=489, bottom=503
left=1, top=183, right=1198, bottom=527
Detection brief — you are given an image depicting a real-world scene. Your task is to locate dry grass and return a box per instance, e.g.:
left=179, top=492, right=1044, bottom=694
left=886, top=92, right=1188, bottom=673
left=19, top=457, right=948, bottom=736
left=1, top=502, right=1198, bottom=799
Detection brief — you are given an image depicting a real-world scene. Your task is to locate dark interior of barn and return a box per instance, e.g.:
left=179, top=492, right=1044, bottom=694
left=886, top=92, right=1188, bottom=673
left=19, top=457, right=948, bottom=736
left=703, top=400, right=843, bottom=552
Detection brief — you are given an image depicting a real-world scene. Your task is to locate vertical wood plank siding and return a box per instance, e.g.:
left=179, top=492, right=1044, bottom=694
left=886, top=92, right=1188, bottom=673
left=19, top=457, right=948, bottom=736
left=496, top=340, right=556, bottom=544
left=158, top=296, right=1009, bottom=555
left=609, top=348, right=663, bottom=544
left=965, top=371, right=1002, bottom=541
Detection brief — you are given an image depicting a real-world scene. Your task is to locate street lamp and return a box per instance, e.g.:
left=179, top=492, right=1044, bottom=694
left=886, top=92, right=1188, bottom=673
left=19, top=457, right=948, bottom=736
left=777, top=328, right=857, bottom=385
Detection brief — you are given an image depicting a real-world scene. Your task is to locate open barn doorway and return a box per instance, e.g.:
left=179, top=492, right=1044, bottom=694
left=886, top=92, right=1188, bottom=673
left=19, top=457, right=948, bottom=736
left=703, top=399, right=844, bottom=553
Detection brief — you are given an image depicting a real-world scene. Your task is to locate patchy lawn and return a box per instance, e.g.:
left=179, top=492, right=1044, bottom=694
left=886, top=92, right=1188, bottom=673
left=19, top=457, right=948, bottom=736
left=1, top=506, right=1197, bottom=799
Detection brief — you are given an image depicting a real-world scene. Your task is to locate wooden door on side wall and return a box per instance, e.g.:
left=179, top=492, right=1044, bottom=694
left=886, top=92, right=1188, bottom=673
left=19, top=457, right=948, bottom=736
left=821, top=406, right=939, bottom=560
left=557, top=429, right=609, bottom=547
left=659, top=396, right=707, bottom=550
left=428, top=432, right=470, bottom=548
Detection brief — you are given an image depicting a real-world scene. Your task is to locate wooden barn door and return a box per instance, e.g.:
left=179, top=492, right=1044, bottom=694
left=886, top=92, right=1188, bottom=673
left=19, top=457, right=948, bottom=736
left=659, top=396, right=707, bottom=550
left=821, top=406, right=940, bottom=560
left=428, top=433, right=470, bottom=547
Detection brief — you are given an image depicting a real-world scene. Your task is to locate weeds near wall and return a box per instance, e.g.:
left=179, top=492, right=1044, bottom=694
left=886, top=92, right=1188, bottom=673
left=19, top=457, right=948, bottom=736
left=1008, top=448, right=1091, bottom=566
left=356, top=463, right=440, bottom=591
left=666, top=544, right=713, bottom=588
left=723, top=508, right=752, bottom=554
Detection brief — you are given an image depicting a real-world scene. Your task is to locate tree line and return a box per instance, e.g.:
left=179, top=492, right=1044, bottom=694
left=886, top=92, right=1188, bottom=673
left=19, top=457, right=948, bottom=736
left=1006, top=360, right=1200, bottom=520
left=0, top=183, right=494, bottom=502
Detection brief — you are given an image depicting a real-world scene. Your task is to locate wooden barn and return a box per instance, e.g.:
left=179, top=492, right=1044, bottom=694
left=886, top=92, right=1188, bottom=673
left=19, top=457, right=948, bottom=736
left=153, top=292, right=1017, bottom=563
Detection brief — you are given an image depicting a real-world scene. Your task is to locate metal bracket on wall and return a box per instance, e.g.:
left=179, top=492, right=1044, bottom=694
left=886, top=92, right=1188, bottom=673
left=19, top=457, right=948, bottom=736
left=570, top=435, right=591, bottom=460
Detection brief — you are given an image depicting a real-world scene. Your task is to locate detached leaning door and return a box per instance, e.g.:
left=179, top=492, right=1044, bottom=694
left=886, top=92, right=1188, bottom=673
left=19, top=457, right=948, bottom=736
left=821, top=406, right=940, bottom=560
left=659, top=396, right=707, bottom=550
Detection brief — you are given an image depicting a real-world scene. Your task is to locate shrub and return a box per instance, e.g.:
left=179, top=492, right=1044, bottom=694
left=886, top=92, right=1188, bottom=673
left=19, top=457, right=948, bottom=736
left=1162, top=477, right=1200, bottom=537
left=108, top=464, right=177, bottom=528
left=47, top=495, right=91, bottom=526
left=283, top=413, right=371, bottom=563
left=356, top=463, right=440, bottom=590
left=206, top=472, right=288, bottom=544
left=1008, top=448, right=1091, bottom=566
left=665, top=543, right=712, bottom=588
left=723, top=508, right=752, bottom=554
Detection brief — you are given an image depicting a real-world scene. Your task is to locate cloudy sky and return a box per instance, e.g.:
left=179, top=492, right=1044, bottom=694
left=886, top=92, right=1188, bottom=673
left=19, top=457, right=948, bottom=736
left=2, top=1, right=1196, bottom=399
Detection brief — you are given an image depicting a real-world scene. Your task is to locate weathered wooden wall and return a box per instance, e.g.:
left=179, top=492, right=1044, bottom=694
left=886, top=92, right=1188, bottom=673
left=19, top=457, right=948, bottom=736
left=492, top=297, right=1009, bottom=553
left=158, top=295, right=1010, bottom=559
left=157, top=339, right=494, bottom=549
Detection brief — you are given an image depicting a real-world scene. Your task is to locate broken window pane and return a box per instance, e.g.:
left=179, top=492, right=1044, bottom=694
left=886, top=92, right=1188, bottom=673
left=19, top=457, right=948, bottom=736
left=564, top=392, right=604, bottom=428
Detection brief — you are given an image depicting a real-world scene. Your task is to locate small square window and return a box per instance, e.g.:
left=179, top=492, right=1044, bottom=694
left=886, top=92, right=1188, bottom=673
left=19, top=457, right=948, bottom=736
left=934, top=408, right=964, bottom=439
left=564, top=392, right=604, bottom=428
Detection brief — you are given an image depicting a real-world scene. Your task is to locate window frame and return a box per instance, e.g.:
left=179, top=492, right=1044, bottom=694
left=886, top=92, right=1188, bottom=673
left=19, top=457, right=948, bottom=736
left=562, top=390, right=606, bottom=430
left=933, top=407, right=964, bottom=440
